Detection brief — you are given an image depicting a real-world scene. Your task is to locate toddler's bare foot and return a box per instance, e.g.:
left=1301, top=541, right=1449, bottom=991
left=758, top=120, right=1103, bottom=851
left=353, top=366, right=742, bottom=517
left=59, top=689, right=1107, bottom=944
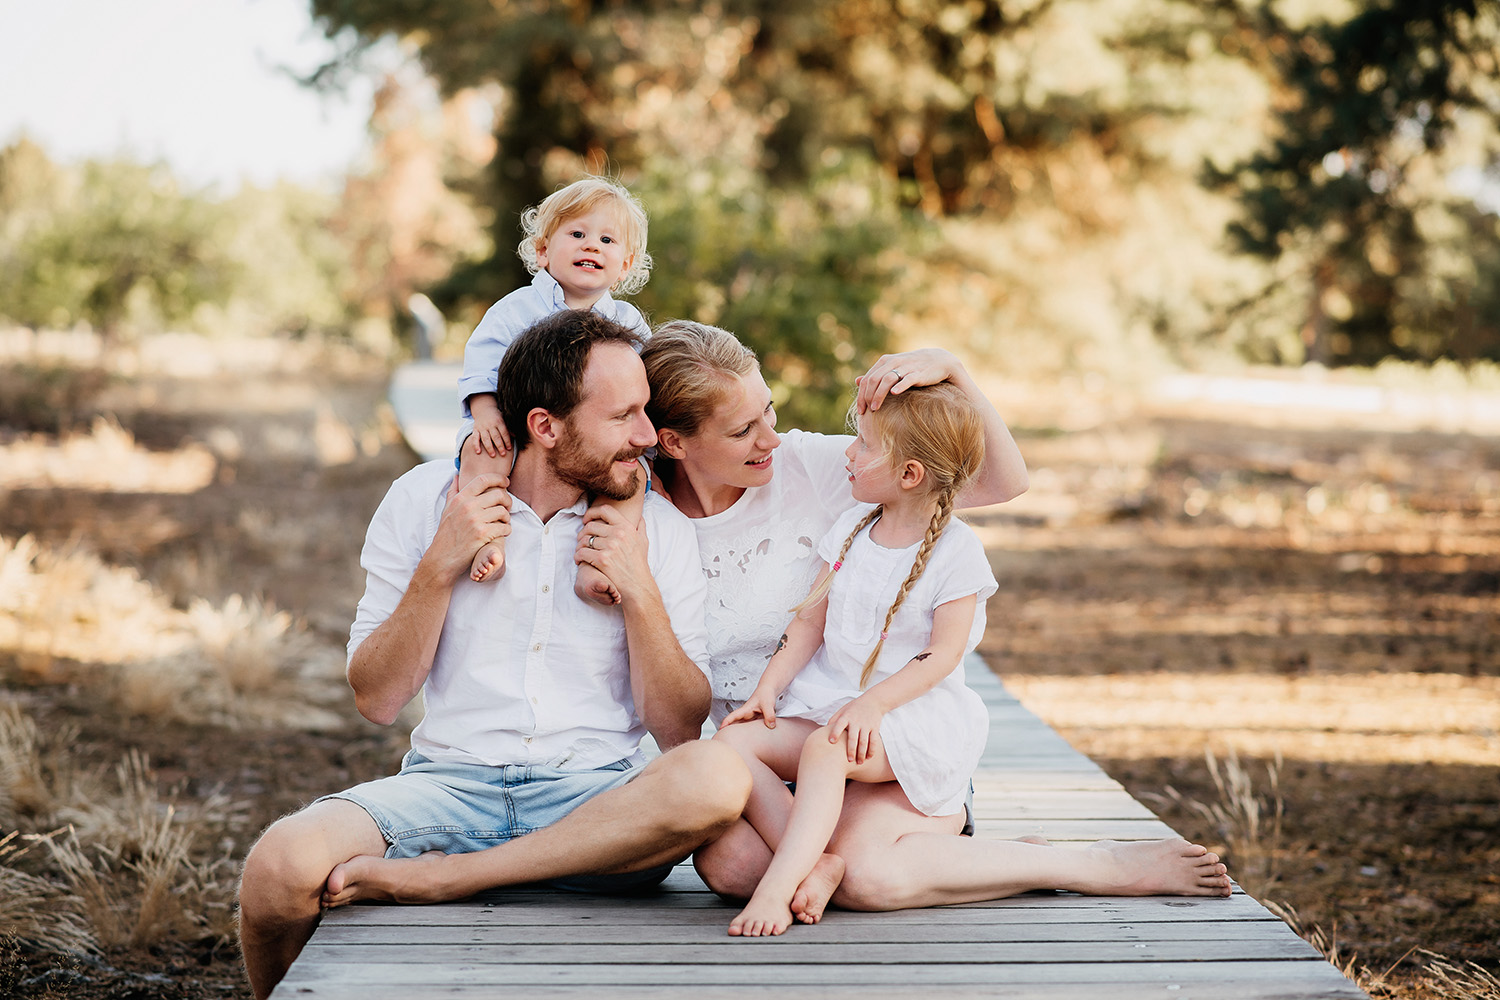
left=790, top=853, right=845, bottom=925
left=575, top=564, right=620, bottom=606
left=471, top=540, right=505, bottom=583
left=322, top=852, right=453, bottom=908
left=728, top=891, right=794, bottom=937
left=1087, top=838, right=1233, bottom=897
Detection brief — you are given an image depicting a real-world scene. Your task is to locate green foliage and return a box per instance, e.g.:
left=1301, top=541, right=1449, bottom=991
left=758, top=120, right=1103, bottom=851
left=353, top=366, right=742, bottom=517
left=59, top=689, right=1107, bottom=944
left=0, top=141, right=363, bottom=346
left=1211, top=0, right=1500, bottom=364
left=0, top=148, right=236, bottom=347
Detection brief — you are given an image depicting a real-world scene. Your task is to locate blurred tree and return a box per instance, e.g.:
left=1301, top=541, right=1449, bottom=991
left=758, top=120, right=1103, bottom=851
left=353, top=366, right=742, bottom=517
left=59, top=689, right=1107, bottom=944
left=1209, top=0, right=1500, bottom=364
left=0, top=149, right=236, bottom=357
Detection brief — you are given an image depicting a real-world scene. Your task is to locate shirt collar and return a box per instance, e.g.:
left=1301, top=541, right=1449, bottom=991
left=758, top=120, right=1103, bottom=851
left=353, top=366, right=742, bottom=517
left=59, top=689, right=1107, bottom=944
left=508, top=488, right=591, bottom=525
left=531, top=268, right=616, bottom=313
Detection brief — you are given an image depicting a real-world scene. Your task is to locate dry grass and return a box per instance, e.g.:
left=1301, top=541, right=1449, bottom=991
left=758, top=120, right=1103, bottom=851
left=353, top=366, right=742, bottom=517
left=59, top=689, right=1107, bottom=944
left=0, top=832, right=95, bottom=957
left=0, top=533, right=346, bottom=729
left=0, top=415, right=216, bottom=493
left=1144, top=747, right=1284, bottom=898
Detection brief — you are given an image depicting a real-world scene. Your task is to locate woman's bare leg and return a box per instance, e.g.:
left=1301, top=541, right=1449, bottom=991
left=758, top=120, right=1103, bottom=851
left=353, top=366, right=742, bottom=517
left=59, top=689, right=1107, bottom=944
left=828, top=781, right=1231, bottom=911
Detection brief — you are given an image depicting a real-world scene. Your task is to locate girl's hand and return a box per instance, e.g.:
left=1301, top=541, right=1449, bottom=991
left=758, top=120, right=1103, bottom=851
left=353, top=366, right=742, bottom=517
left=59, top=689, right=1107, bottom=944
left=723, top=689, right=779, bottom=729
left=855, top=348, right=959, bottom=413
left=828, top=696, right=885, bottom=764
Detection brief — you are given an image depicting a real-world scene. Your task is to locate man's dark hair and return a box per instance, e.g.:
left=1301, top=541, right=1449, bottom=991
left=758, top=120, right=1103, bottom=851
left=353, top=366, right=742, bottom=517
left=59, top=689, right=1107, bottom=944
left=497, top=310, right=646, bottom=449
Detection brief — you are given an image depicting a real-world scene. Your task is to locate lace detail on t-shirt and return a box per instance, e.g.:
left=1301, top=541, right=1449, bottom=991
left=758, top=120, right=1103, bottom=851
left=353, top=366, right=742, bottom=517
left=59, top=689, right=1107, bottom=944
left=702, top=515, right=824, bottom=700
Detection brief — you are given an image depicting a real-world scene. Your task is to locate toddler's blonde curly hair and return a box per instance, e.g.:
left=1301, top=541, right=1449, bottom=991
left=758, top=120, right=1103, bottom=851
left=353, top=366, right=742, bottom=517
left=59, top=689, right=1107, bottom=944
left=517, top=177, right=653, bottom=296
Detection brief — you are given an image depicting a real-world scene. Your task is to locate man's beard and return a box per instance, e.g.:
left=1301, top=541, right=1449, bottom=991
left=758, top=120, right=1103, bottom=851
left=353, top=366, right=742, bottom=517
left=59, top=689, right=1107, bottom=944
left=551, top=430, right=643, bottom=502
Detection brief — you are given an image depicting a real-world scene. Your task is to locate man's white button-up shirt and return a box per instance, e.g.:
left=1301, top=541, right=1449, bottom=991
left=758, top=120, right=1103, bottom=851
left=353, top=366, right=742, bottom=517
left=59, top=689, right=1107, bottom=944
left=348, top=461, right=710, bottom=770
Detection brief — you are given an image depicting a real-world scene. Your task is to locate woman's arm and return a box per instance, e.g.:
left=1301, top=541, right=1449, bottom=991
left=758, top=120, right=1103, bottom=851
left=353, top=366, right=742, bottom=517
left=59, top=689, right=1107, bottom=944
left=856, top=349, right=1028, bottom=507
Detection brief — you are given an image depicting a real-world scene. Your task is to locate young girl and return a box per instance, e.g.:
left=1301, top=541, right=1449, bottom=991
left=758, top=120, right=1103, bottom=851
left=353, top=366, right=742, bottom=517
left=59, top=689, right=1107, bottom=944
left=456, top=176, right=653, bottom=604
left=715, top=380, right=997, bottom=936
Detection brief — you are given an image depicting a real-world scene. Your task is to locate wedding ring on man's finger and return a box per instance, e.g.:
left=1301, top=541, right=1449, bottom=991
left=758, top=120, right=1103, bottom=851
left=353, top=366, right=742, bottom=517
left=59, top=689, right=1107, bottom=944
left=587, top=534, right=597, bottom=548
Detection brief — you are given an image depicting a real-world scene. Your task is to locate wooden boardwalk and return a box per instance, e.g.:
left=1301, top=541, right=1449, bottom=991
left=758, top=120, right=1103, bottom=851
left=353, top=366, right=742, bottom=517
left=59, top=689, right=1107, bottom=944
left=274, top=366, right=1367, bottom=998
left=273, top=664, right=1366, bottom=999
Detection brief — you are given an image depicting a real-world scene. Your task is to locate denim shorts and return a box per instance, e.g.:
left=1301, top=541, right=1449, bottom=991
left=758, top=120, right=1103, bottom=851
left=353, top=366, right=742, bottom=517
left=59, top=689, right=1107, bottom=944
left=321, top=749, right=674, bottom=893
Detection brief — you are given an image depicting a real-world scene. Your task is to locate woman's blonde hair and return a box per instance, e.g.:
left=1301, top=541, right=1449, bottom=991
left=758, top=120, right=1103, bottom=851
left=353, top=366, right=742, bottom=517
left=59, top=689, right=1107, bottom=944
left=517, top=176, right=653, bottom=295
left=794, top=381, right=986, bottom=688
left=640, top=320, right=760, bottom=437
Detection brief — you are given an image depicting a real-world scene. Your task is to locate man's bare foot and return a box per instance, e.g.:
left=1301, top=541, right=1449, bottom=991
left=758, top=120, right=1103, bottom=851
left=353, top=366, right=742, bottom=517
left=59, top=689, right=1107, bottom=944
left=322, top=852, right=454, bottom=908
left=728, top=890, right=794, bottom=937
left=1087, top=838, right=1233, bottom=897
left=575, top=564, right=620, bottom=606
left=789, top=853, right=845, bottom=925
left=471, top=540, right=505, bottom=583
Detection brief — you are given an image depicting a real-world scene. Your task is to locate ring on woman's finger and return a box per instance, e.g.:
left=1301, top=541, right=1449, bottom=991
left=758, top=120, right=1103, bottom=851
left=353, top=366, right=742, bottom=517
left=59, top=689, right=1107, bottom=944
left=891, top=370, right=903, bottom=380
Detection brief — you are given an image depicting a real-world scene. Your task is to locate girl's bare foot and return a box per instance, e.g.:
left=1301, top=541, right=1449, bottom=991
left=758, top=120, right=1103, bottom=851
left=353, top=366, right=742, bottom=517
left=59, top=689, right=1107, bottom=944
left=728, top=890, right=795, bottom=937
left=1087, top=838, right=1233, bottom=897
left=790, top=853, right=845, bottom=925
left=322, top=852, right=452, bottom=908
left=471, top=541, right=505, bottom=583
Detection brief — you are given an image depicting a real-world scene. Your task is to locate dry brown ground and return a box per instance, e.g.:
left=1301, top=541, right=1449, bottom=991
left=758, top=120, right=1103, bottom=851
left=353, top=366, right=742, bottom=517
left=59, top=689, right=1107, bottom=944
left=0, top=334, right=1496, bottom=997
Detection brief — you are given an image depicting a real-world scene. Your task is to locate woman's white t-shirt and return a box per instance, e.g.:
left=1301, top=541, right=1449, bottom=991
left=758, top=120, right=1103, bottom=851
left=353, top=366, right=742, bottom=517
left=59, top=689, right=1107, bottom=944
left=779, top=506, right=998, bottom=816
left=682, top=429, right=855, bottom=717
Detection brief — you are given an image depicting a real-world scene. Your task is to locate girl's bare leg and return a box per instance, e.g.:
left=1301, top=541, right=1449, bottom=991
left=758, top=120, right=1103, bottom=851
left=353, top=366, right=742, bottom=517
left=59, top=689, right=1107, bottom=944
left=458, top=445, right=510, bottom=582
left=729, top=728, right=892, bottom=937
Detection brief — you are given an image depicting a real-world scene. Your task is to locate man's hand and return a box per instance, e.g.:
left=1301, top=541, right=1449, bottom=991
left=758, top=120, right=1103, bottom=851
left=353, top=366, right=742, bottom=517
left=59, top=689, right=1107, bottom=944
left=575, top=503, right=650, bottom=605
left=429, top=473, right=511, bottom=582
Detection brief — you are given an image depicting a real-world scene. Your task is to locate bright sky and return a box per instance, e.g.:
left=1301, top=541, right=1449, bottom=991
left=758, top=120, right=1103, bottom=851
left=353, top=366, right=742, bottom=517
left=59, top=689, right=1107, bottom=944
left=0, top=0, right=382, bottom=190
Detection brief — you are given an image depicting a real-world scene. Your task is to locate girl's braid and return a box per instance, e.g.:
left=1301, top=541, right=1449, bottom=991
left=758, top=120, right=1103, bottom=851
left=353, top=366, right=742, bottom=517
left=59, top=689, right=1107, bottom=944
left=792, top=505, right=883, bottom=616
left=858, top=484, right=959, bottom=689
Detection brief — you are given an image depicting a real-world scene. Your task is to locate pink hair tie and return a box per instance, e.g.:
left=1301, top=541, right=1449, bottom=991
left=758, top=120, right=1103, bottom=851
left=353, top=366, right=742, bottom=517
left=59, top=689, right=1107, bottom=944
left=832, top=560, right=843, bottom=571
left=879, top=631, right=889, bottom=641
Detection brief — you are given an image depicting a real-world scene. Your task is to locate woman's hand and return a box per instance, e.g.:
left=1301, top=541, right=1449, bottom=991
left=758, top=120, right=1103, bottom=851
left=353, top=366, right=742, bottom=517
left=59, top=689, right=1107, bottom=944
left=855, top=348, right=961, bottom=413
left=723, top=688, right=780, bottom=729
left=827, top=695, right=886, bottom=764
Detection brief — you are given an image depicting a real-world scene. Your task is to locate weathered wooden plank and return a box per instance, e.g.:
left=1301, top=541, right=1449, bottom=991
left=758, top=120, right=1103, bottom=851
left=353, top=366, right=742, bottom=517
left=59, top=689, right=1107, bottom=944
left=277, top=958, right=1360, bottom=989
left=320, top=892, right=1262, bottom=927
left=313, top=918, right=1297, bottom=946
left=272, top=974, right=1365, bottom=1000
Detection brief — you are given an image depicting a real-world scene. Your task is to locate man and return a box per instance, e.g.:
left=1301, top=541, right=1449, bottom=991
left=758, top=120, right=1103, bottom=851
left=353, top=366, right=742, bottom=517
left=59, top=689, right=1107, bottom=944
left=237, top=311, right=752, bottom=1000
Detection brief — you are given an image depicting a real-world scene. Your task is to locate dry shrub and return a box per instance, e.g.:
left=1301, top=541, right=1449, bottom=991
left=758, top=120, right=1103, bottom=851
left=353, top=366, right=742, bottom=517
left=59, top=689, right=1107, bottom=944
left=0, top=702, right=96, bottom=831
left=0, top=415, right=216, bottom=493
left=1145, top=747, right=1284, bottom=897
left=1267, top=903, right=1500, bottom=1000
left=0, top=831, right=96, bottom=957
left=46, top=752, right=245, bottom=951
left=1418, top=950, right=1500, bottom=1000
left=1, top=533, right=345, bottom=729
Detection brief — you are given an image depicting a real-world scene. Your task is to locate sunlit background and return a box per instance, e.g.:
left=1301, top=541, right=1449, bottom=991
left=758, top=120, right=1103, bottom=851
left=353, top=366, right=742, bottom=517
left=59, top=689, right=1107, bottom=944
left=1, top=1, right=1497, bottom=996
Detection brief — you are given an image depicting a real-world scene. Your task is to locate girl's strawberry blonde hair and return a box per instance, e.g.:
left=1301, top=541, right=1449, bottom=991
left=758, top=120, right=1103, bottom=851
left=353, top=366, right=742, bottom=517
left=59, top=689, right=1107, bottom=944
left=794, top=381, right=986, bottom=687
left=517, top=176, right=653, bottom=295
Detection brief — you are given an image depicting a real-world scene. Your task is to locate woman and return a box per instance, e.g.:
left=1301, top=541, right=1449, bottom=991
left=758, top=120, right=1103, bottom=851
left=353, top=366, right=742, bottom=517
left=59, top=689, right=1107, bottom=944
left=641, top=320, right=1232, bottom=920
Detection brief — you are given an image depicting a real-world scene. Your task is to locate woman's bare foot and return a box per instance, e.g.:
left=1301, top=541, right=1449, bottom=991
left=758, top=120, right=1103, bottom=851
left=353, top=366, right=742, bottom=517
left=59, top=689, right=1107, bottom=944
left=1015, top=835, right=1052, bottom=846
left=1086, top=838, right=1233, bottom=897
left=322, top=852, right=454, bottom=908
left=728, top=889, right=795, bottom=937
left=790, top=853, right=845, bottom=925
left=471, top=540, right=505, bottom=583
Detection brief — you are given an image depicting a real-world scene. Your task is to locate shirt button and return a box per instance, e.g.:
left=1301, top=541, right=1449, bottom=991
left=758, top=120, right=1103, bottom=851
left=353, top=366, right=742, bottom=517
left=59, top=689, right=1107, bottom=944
left=530, top=697, right=538, bottom=705
left=532, top=643, right=542, bottom=652
left=524, top=736, right=532, bottom=744
left=541, top=584, right=550, bottom=593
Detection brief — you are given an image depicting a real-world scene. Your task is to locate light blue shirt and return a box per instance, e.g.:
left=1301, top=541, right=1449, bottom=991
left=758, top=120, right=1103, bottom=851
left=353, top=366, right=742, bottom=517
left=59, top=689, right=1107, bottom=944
left=457, top=269, right=651, bottom=420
